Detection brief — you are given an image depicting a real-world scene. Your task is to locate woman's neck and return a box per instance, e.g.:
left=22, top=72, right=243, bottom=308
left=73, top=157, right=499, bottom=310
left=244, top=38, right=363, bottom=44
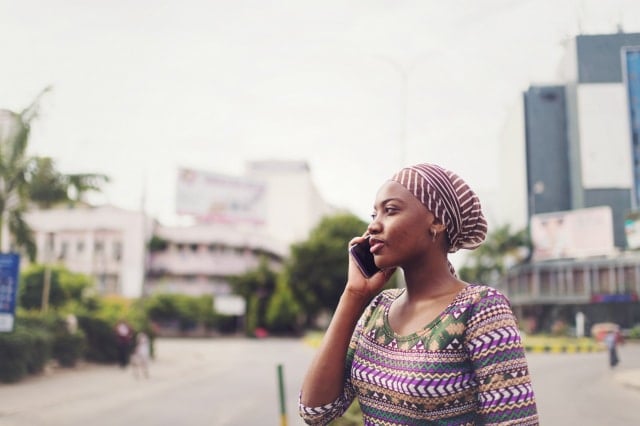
left=402, top=253, right=463, bottom=300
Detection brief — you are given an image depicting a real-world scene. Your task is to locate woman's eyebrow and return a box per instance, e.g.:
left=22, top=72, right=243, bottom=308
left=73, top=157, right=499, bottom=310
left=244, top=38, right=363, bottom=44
left=374, top=197, right=405, bottom=208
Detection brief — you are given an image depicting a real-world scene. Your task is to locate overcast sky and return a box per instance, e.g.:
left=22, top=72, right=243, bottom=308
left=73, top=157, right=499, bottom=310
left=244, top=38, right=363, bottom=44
left=2, top=0, right=639, bottom=228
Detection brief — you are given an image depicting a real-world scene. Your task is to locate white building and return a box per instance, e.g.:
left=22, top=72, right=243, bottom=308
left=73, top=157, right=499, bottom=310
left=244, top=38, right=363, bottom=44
left=148, top=160, right=337, bottom=297
left=146, top=223, right=287, bottom=296
left=245, top=160, right=338, bottom=245
left=23, top=160, right=339, bottom=299
left=25, top=205, right=151, bottom=298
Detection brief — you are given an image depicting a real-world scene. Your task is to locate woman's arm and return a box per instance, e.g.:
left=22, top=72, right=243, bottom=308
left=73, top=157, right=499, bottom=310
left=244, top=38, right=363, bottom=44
left=299, top=237, right=395, bottom=408
left=299, top=289, right=369, bottom=407
left=465, top=288, right=539, bottom=425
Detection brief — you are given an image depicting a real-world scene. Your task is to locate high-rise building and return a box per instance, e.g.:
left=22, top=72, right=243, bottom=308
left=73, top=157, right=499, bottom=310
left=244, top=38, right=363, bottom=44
left=502, top=32, right=640, bottom=332
left=523, top=85, right=571, bottom=217
left=524, top=32, right=640, bottom=248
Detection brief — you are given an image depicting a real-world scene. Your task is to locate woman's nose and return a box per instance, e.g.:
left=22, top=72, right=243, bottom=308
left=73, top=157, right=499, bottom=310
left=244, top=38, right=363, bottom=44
left=367, top=218, right=381, bottom=235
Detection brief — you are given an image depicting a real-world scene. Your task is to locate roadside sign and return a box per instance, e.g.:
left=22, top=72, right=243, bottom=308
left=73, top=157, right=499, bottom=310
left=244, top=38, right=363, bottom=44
left=0, top=253, right=20, bottom=332
left=214, top=295, right=246, bottom=316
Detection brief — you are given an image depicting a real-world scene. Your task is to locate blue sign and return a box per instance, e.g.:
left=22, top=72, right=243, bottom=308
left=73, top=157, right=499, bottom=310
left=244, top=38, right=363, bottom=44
left=0, top=253, right=20, bottom=332
left=591, top=292, right=639, bottom=304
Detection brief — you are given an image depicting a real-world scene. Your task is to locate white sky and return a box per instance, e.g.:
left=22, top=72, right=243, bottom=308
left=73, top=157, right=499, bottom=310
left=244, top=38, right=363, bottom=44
left=1, top=0, right=639, bottom=228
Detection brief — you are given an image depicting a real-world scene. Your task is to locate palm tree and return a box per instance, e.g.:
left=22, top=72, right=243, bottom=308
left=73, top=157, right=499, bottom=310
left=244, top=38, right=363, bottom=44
left=26, top=156, right=68, bottom=209
left=1, top=89, right=112, bottom=260
left=0, top=87, right=51, bottom=259
left=27, top=156, right=110, bottom=208
left=64, top=172, right=109, bottom=206
left=458, top=224, right=530, bottom=285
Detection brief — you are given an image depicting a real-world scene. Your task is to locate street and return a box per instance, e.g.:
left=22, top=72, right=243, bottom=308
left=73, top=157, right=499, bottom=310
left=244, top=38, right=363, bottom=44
left=528, top=342, right=640, bottom=425
left=0, top=338, right=639, bottom=425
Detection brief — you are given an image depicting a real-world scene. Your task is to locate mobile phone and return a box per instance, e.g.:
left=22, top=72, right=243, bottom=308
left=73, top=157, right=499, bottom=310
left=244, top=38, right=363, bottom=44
left=349, top=237, right=380, bottom=278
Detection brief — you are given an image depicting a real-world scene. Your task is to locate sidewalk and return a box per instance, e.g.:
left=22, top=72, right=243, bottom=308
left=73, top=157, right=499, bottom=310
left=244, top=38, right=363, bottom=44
left=614, top=368, right=640, bottom=391
left=522, top=340, right=640, bottom=392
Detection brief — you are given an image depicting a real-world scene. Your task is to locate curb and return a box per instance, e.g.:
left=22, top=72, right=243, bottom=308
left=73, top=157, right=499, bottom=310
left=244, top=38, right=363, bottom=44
left=524, top=344, right=604, bottom=353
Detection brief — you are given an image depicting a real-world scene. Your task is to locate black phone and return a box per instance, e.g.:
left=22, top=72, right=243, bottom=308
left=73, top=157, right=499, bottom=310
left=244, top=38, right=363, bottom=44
left=349, top=237, right=380, bottom=278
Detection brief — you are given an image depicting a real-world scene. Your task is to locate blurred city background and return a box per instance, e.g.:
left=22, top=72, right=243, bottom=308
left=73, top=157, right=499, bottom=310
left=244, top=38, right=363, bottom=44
left=1, top=1, right=640, bottom=425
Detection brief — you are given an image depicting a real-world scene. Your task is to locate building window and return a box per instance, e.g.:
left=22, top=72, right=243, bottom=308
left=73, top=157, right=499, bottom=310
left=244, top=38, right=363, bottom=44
left=77, top=241, right=85, bottom=253
left=59, top=242, right=68, bottom=260
left=113, top=242, right=122, bottom=261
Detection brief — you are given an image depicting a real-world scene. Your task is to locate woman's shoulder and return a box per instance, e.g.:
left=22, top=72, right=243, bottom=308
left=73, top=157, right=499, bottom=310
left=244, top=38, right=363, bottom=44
left=366, top=288, right=403, bottom=310
left=377, top=287, right=404, bottom=303
left=458, top=283, right=512, bottom=307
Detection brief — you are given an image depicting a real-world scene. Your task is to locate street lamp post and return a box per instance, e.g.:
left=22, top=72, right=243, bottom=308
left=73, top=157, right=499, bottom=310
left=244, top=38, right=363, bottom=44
left=41, top=232, right=54, bottom=311
left=372, top=54, right=432, bottom=169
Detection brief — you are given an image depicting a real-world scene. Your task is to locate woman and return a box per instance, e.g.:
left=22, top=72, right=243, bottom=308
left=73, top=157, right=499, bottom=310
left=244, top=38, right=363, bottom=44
left=299, top=163, right=538, bottom=425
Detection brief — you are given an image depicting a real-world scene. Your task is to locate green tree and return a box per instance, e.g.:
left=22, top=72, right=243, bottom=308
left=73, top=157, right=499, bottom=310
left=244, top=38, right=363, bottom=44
left=27, top=156, right=110, bottom=209
left=265, top=274, right=302, bottom=334
left=144, top=293, right=214, bottom=330
left=64, top=172, right=110, bottom=206
left=18, top=264, right=95, bottom=310
left=26, top=157, right=68, bottom=209
left=0, top=88, right=51, bottom=258
left=229, top=257, right=278, bottom=334
left=285, top=213, right=371, bottom=326
left=458, top=224, right=530, bottom=284
left=0, top=89, right=109, bottom=259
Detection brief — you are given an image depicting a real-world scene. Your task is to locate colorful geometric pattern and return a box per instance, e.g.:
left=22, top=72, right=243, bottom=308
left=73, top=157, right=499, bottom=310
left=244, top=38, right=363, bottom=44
left=299, top=285, right=539, bottom=425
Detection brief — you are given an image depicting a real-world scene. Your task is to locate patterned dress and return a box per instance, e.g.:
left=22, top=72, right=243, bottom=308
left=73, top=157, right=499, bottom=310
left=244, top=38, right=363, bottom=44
left=299, top=285, right=539, bottom=425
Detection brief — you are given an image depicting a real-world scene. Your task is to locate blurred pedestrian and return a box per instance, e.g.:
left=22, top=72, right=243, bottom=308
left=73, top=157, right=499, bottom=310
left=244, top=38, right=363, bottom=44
left=299, top=163, right=539, bottom=425
left=604, top=329, right=620, bottom=368
left=114, top=320, right=134, bottom=368
left=131, top=331, right=151, bottom=379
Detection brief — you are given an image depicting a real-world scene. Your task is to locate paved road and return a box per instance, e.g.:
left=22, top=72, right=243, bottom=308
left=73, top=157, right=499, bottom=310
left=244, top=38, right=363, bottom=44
left=1, top=338, right=639, bottom=425
left=0, top=338, right=315, bottom=426
left=528, top=342, right=640, bottom=425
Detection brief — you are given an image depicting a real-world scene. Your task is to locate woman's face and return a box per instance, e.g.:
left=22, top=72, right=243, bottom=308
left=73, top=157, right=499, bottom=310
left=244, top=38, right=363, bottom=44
left=367, top=180, right=439, bottom=270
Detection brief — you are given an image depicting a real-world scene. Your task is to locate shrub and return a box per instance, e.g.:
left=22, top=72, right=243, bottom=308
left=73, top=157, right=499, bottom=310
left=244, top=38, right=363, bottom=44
left=77, top=315, right=118, bottom=363
left=0, top=326, right=53, bottom=383
left=144, top=293, right=217, bottom=334
left=15, top=309, right=88, bottom=368
left=25, top=327, right=53, bottom=374
left=53, top=329, right=86, bottom=367
left=628, top=324, right=640, bottom=340
left=266, top=278, right=301, bottom=335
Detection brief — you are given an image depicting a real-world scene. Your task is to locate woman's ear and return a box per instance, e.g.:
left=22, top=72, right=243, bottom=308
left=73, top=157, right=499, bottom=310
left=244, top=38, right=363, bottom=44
left=431, top=218, right=446, bottom=234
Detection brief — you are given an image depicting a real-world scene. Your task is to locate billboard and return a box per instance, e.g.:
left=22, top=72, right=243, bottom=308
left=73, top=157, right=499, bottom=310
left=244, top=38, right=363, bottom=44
left=175, top=168, right=266, bottom=224
left=530, top=206, right=615, bottom=261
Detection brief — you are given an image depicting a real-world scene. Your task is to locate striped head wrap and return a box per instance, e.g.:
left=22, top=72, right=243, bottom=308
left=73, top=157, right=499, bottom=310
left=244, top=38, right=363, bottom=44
left=391, top=163, right=488, bottom=253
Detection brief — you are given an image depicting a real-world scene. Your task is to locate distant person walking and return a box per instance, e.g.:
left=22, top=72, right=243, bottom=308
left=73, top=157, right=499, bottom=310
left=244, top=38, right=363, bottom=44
left=114, top=320, right=134, bottom=368
left=131, top=331, right=151, bottom=379
left=604, top=330, right=620, bottom=368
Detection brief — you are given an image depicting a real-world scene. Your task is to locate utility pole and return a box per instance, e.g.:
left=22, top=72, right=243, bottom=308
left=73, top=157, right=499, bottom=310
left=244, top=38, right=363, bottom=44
left=41, top=232, right=54, bottom=311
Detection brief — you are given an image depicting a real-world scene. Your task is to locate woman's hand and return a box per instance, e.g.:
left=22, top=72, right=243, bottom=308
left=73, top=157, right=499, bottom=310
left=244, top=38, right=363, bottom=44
left=345, top=235, right=395, bottom=301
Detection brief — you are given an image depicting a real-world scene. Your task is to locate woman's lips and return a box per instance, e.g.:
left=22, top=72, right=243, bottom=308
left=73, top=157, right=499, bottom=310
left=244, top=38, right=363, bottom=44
left=369, top=238, right=384, bottom=254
